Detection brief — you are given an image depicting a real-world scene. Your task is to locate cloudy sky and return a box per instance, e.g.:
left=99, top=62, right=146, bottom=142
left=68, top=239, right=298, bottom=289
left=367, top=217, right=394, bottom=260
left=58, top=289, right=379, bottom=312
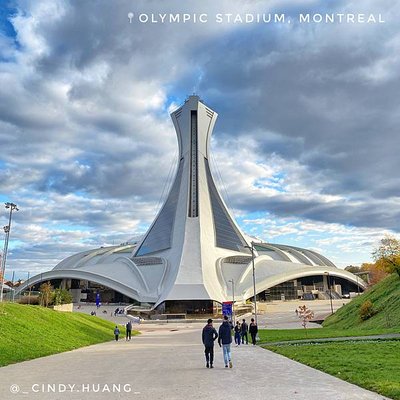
left=1, top=0, right=399, bottom=280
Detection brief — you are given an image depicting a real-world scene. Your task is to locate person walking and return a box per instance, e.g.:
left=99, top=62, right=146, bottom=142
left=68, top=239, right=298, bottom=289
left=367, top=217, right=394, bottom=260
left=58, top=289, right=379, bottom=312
left=218, top=315, right=233, bottom=368
left=249, top=318, right=258, bottom=345
left=126, top=320, right=132, bottom=341
left=114, top=325, right=120, bottom=341
left=234, top=321, right=241, bottom=346
left=240, top=318, right=248, bottom=344
left=202, top=318, right=218, bottom=368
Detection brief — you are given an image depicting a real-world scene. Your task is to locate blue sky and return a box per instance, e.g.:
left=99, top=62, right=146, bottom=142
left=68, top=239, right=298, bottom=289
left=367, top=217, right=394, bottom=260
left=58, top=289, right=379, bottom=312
left=0, top=0, right=399, bottom=280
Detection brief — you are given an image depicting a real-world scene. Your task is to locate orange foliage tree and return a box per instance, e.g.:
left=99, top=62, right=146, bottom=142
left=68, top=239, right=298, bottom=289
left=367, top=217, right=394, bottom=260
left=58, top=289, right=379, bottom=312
left=372, top=235, right=400, bottom=277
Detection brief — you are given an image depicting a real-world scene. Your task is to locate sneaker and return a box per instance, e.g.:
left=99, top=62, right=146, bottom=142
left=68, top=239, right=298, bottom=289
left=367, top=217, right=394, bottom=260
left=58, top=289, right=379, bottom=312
left=225, top=365, right=228, bottom=368
left=229, top=361, right=233, bottom=368
left=206, top=363, right=209, bottom=368
left=210, top=364, right=214, bottom=369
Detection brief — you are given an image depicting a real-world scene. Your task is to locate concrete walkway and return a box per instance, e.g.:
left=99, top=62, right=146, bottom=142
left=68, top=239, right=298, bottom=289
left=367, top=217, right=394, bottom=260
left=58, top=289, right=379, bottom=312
left=0, top=323, right=390, bottom=400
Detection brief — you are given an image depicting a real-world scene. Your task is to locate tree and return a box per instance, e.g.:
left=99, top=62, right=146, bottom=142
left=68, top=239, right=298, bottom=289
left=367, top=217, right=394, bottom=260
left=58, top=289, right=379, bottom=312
left=361, top=262, right=388, bottom=286
left=345, top=265, right=361, bottom=274
left=297, top=305, right=314, bottom=332
left=39, top=282, right=53, bottom=307
left=372, top=235, right=400, bottom=277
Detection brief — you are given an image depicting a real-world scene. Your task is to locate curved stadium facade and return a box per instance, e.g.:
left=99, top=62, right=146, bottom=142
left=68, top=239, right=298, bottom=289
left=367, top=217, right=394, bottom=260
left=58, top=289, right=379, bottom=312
left=16, top=96, right=366, bottom=313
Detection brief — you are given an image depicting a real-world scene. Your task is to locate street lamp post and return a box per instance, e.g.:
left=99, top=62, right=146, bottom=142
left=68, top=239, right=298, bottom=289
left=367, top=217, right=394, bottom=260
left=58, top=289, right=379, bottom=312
left=27, top=271, right=31, bottom=305
left=11, top=270, right=15, bottom=303
left=229, top=279, right=235, bottom=323
left=0, top=202, right=19, bottom=302
left=245, top=242, right=258, bottom=326
left=324, top=271, right=334, bottom=315
left=356, top=274, right=360, bottom=296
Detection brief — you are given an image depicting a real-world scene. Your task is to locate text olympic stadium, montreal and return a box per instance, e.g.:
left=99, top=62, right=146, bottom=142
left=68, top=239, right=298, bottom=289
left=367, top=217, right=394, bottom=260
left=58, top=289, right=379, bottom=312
left=127, top=13, right=386, bottom=25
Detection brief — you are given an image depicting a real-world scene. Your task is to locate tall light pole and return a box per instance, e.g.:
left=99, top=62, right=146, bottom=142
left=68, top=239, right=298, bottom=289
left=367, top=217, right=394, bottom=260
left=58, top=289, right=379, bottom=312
left=0, top=202, right=19, bottom=302
left=356, top=274, right=360, bottom=296
left=324, top=271, right=334, bottom=315
left=11, top=270, right=15, bottom=303
left=245, top=242, right=258, bottom=326
left=27, top=271, right=31, bottom=305
left=229, top=279, right=235, bottom=323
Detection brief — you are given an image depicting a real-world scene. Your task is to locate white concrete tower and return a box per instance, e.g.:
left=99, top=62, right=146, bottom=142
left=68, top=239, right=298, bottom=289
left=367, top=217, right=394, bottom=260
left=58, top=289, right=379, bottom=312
left=15, top=95, right=366, bottom=307
left=133, top=95, right=250, bottom=304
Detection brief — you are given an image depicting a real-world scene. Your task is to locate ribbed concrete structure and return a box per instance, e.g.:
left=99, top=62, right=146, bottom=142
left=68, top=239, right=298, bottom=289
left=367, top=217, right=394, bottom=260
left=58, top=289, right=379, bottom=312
left=16, top=96, right=366, bottom=306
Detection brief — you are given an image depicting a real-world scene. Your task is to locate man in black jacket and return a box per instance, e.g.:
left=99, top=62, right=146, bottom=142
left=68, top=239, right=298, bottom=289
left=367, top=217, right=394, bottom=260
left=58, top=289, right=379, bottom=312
left=241, top=318, right=248, bottom=344
left=202, top=318, right=218, bottom=368
left=249, top=317, right=258, bottom=345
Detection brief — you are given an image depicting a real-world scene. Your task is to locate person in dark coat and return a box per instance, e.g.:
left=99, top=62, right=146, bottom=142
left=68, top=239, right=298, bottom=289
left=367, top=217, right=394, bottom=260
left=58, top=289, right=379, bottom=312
left=234, top=321, right=241, bottom=346
left=218, top=315, right=233, bottom=368
left=249, top=318, right=258, bottom=345
left=241, top=318, right=248, bottom=344
left=126, top=321, right=132, bottom=341
left=202, top=318, right=218, bottom=368
left=114, top=326, right=120, bottom=341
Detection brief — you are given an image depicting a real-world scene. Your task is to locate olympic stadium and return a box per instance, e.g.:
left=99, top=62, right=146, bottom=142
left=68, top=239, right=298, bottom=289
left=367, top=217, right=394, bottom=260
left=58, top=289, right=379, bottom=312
left=16, top=96, right=366, bottom=314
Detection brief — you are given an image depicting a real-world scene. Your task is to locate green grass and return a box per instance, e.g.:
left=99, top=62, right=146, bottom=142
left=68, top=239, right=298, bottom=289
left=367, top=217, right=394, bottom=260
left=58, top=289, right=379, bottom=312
left=323, top=274, right=400, bottom=330
left=258, top=326, right=399, bottom=343
left=265, top=340, right=400, bottom=400
left=257, top=274, right=400, bottom=399
left=0, top=303, right=138, bottom=367
left=258, top=274, right=400, bottom=344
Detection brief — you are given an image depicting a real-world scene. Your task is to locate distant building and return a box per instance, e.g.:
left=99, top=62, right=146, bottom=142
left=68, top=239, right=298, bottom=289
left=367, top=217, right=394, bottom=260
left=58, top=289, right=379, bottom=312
left=16, top=96, right=365, bottom=313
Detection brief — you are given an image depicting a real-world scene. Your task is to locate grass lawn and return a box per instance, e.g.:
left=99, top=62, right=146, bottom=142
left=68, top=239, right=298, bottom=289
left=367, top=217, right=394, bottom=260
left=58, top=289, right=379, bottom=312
left=258, top=274, right=400, bottom=400
left=0, top=303, right=139, bottom=367
left=264, top=340, right=400, bottom=400
left=258, top=327, right=399, bottom=343
left=323, top=274, right=400, bottom=330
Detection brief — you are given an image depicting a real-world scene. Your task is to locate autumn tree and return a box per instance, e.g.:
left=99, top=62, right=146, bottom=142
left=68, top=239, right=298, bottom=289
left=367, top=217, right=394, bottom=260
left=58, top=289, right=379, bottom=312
left=297, top=305, right=314, bottom=332
left=372, top=235, right=400, bottom=277
left=39, top=281, right=53, bottom=307
left=345, top=265, right=361, bottom=274
left=361, top=262, right=388, bottom=285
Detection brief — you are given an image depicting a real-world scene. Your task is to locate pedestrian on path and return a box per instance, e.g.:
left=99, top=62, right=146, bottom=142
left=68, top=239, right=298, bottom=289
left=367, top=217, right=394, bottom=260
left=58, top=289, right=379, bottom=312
left=234, top=321, right=241, bottom=346
left=202, top=318, right=218, bottom=368
left=218, top=315, right=233, bottom=368
left=241, top=318, right=248, bottom=344
left=114, top=326, right=120, bottom=341
left=249, top=318, right=258, bottom=345
left=126, top=321, right=132, bottom=341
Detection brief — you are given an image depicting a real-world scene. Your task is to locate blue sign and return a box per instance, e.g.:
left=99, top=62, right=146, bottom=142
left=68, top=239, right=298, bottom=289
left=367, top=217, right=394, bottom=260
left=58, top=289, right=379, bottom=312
left=95, top=292, right=101, bottom=307
left=222, top=302, right=232, bottom=317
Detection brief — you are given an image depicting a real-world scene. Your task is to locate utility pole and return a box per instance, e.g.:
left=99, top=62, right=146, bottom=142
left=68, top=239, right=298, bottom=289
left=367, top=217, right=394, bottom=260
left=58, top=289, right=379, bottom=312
left=245, top=242, right=258, bottom=325
left=324, top=271, right=334, bottom=315
left=0, top=202, right=19, bottom=302
left=229, top=279, right=235, bottom=323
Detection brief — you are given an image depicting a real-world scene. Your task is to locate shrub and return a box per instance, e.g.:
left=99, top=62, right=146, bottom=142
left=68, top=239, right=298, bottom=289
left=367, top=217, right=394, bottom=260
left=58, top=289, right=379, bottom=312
left=53, top=288, right=73, bottom=305
left=359, top=300, right=375, bottom=321
left=18, top=295, right=40, bottom=305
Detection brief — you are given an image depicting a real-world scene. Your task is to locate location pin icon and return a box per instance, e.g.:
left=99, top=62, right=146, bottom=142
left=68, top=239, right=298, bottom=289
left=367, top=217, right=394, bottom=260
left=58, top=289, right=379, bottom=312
left=128, top=12, right=134, bottom=23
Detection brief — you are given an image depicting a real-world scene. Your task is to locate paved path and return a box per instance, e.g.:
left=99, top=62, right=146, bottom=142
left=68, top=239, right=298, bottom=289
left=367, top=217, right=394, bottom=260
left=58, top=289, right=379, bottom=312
left=0, top=323, right=390, bottom=400
left=73, top=304, right=133, bottom=325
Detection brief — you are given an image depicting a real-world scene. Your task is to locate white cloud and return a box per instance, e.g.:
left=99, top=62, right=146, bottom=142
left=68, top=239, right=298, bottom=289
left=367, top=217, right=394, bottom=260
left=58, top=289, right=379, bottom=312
left=0, top=0, right=399, bottom=279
